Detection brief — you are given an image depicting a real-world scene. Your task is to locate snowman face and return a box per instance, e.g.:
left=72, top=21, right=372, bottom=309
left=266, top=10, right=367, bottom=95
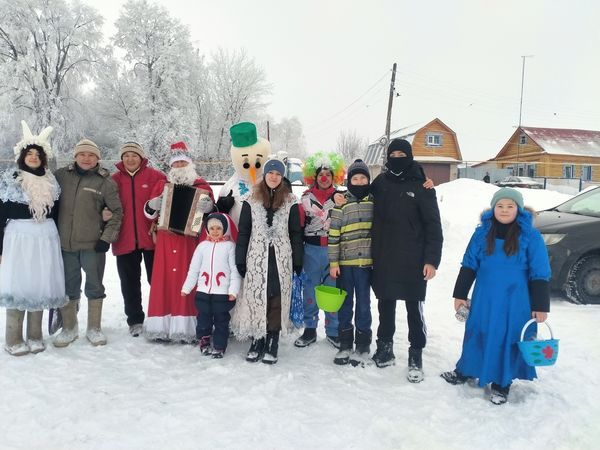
left=231, top=138, right=271, bottom=184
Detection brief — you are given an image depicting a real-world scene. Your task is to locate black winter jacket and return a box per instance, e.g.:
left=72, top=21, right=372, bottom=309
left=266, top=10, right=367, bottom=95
left=371, top=162, right=443, bottom=301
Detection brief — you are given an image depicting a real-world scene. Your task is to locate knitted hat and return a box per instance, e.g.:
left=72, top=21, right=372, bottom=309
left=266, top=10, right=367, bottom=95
left=169, top=141, right=193, bottom=166
left=206, top=213, right=228, bottom=234
left=490, top=187, right=524, bottom=209
left=119, top=141, right=145, bottom=159
left=387, top=138, right=413, bottom=158
left=302, top=151, right=346, bottom=186
left=347, top=159, right=370, bottom=182
left=14, top=121, right=54, bottom=161
left=74, top=138, right=101, bottom=159
left=263, top=158, right=286, bottom=177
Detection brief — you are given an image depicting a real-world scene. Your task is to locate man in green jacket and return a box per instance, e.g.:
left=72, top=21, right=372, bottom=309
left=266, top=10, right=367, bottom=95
left=53, top=139, right=123, bottom=347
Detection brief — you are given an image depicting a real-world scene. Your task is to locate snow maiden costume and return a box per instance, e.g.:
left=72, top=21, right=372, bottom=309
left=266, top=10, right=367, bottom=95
left=444, top=188, right=551, bottom=404
left=0, top=121, right=66, bottom=356
left=216, top=122, right=271, bottom=226
left=232, top=158, right=303, bottom=364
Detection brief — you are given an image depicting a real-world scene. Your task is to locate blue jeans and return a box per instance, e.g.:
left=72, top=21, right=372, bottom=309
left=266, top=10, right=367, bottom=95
left=195, top=292, right=235, bottom=350
left=302, top=243, right=338, bottom=337
left=338, top=266, right=372, bottom=333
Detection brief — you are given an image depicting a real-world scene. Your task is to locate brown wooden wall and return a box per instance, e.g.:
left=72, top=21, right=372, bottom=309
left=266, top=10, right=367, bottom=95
left=411, top=121, right=461, bottom=160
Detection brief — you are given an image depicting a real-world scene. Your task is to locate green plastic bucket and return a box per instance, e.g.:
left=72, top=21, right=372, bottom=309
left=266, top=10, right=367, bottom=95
left=315, top=285, right=347, bottom=312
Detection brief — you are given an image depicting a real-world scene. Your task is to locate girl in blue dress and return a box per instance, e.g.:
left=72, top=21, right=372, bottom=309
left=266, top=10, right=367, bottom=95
left=441, top=188, right=551, bottom=405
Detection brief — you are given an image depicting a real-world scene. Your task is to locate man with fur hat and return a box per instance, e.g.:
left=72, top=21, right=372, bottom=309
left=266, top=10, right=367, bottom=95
left=53, top=138, right=123, bottom=347
left=0, top=121, right=67, bottom=356
left=216, top=122, right=271, bottom=225
left=143, top=141, right=215, bottom=343
left=370, top=138, right=443, bottom=382
left=111, top=142, right=166, bottom=337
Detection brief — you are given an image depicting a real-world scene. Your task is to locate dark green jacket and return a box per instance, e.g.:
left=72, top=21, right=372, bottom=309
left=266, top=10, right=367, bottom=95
left=55, top=163, right=123, bottom=251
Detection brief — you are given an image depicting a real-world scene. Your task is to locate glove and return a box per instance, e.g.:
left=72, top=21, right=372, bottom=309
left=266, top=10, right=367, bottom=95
left=196, top=193, right=213, bottom=214
left=294, top=266, right=303, bottom=276
left=236, top=264, right=247, bottom=278
left=147, top=196, right=162, bottom=211
left=94, top=240, right=110, bottom=253
left=216, top=190, right=235, bottom=214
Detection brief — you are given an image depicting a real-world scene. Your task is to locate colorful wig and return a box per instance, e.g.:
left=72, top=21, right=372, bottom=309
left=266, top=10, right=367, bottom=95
left=302, top=151, right=346, bottom=186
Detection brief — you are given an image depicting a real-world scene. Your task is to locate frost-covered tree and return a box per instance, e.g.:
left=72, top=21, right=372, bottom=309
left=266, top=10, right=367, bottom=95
left=336, top=129, right=368, bottom=164
left=269, top=116, right=307, bottom=159
left=0, top=0, right=104, bottom=156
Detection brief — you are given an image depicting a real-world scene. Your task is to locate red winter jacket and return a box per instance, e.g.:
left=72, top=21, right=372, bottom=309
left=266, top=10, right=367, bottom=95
left=111, top=159, right=167, bottom=256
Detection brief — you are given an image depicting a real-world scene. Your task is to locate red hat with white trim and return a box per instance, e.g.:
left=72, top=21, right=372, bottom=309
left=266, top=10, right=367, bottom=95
left=169, top=141, right=193, bottom=166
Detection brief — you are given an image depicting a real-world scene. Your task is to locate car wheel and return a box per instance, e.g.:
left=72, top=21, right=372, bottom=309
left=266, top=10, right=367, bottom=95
left=566, top=255, right=600, bottom=305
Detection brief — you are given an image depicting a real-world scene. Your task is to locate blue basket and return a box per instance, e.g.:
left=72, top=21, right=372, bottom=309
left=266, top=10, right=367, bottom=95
left=517, top=319, right=559, bottom=367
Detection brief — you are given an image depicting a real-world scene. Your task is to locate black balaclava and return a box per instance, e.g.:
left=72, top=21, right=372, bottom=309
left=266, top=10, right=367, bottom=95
left=386, top=138, right=414, bottom=174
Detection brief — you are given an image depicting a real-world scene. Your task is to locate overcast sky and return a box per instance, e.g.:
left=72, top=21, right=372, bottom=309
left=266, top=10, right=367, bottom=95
left=85, top=0, right=600, bottom=162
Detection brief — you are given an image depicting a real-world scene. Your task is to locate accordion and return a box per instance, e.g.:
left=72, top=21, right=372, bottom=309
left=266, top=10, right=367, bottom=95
left=157, top=183, right=209, bottom=237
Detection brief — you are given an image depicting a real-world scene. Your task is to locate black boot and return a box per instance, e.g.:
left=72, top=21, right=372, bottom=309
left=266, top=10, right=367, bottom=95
left=262, top=331, right=279, bottom=365
left=440, top=370, right=469, bottom=385
left=407, top=347, right=424, bottom=383
left=350, top=329, right=372, bottom=367
left=372, top=340, right=395, bottom=368
left=333, top=327, right=354, bottom=365
left=294, top=327, right=316, bottom=348
left=490, top=383, right=511, bottom=405
left=246, top=337, right=266, bottom=363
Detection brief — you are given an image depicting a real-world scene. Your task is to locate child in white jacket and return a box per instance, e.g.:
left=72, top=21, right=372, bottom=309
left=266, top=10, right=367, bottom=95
left=181, top=213, right=241, bottom=358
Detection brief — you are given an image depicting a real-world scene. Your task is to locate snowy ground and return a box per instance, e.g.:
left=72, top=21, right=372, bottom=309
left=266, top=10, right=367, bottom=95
left=1, top=179, right=599, bottom=450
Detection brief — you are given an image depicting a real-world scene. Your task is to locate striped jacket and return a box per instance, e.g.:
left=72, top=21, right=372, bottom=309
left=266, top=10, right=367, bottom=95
left=328, top=192, right=373, bottom=268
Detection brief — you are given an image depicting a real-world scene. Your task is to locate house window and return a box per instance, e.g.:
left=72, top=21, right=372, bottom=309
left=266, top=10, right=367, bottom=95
left=582, top=165, right=593, bottom=181
left=563, top=164, right=575, bottom=179
left=425, top=133, right=442, bottom=147
left=519, top=134, right=527, bottom=145
left=526, top=164, right=536, bottom=177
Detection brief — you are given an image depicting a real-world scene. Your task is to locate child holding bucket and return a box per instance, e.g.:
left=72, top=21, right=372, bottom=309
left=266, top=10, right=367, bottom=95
left=328, top=159, right=374, bottom=366
left=441, top=188, right=551, bottom=405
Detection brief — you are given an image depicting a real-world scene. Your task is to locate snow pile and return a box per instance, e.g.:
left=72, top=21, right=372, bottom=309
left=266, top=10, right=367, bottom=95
left=0, top=180, right=598, bottom=450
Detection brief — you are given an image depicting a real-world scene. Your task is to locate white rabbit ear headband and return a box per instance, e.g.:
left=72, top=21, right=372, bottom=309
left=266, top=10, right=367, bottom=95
left=13, top=120, right=54, bottom=161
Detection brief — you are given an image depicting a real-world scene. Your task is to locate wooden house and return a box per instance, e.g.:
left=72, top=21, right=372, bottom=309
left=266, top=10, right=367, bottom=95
left=490, top=127, right=600, bottom=182
left=363, top=118, right=462, bottom=184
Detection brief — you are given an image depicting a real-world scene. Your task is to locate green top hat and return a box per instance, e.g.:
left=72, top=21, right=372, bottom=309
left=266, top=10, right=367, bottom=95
left=230, top=122, right=258, bottom=148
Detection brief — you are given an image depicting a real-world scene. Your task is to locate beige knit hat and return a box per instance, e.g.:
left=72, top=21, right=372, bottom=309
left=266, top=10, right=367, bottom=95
left=119, top=141, right=145, bottom=159
left=74, top=138, right=101, bottom=159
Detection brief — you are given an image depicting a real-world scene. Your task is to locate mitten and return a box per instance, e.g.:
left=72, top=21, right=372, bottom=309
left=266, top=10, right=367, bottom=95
left=196, top=194, right=213, bottom=214
left=147, top=196, right=162, bottom=211
left=216, top=190, right=235, bottom=214
left=94, top=240, right=110, bottom=253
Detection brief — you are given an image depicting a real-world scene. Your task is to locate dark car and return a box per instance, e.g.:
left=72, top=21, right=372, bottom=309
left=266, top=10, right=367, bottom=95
left=534, top=186, right=600, bottom=304
left=496, top=176, right=544, bottom=189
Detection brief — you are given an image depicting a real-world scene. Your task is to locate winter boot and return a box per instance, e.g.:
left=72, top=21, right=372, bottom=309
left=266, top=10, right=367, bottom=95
left=407, top=347, right=424, bottom=383
left=262, top=331, right=280, bottom=365
left=211, top=348, right=225, bottom=359
left=53, top=299, right=79, bottom=348
left=326, top=335, right=341, bottom=349
left=86, top=299, right=107, bottom=346
left=246, top=337, right=266, bottom=363
left=26, top=311, right=46, bottom=354
left=294, top=327, right=317, bottom=347
left=333, top=327, right=354, bottom=365
left=4, top=309, right=29, bottom=356
left=129, top=324, right=143, bottom=337
left=441, top=370, right=470, bottom=385
left=199, top=336, right=212, bottom=356
left=490, top=383, right=511, bottom=405
left=372, top=340, right=395, bottom=368
left=350, top=329, right=372, bottom=367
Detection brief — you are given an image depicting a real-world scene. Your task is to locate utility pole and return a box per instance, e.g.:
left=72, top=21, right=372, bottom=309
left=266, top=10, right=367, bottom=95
left=266, top=120, right=270, bottom=141
left=385, top=63, right=397, bottom=142
left=517, top=55, right=534, bottom=173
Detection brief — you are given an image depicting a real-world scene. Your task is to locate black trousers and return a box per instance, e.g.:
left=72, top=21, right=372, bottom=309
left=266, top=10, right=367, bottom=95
left=116, top=249, right=154, bottom=326
left=195, top=292, right=235, bottom=350
left=376, top=299, right=427, bottom=350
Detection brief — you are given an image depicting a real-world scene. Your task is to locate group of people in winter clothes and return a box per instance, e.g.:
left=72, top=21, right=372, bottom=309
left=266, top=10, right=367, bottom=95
left=0, top=120, right=551, bottom=405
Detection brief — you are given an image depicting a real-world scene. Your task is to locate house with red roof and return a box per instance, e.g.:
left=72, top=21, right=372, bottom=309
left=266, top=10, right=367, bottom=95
left=490, top=126, right=600, bottom=182
left=363, top=118, right=462, bottom=184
